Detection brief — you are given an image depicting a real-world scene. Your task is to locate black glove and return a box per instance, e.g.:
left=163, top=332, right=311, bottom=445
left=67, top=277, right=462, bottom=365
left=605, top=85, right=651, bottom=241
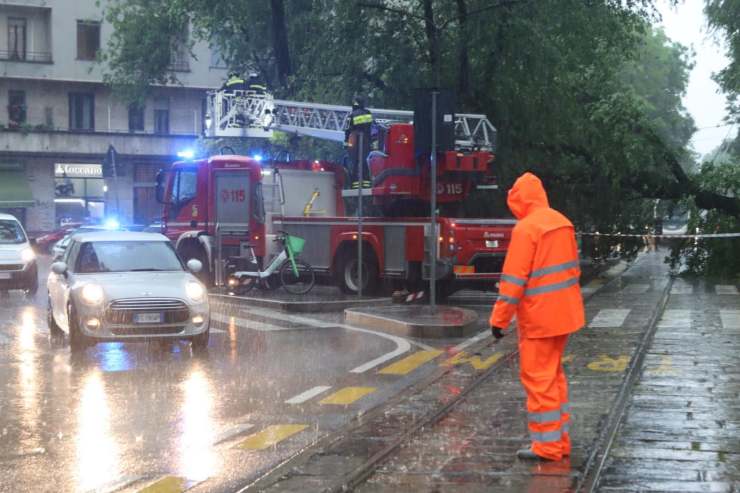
left=491, top=326, right=506, bottom=339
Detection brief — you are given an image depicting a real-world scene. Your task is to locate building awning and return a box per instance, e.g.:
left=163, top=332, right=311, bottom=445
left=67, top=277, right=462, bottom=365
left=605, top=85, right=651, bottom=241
left=0, top=170, right=35, bottom=207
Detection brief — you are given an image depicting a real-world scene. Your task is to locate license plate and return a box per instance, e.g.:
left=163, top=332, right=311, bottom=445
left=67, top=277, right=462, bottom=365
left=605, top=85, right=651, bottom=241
left=485, top=240, right=499, bottom=248
left=134, top=312, right=163, bottom=324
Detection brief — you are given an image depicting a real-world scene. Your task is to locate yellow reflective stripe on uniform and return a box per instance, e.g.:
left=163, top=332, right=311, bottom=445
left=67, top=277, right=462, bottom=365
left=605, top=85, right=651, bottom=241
left=524, top=277, right=578, bottom=296
left=249, top=84, right=266, bottom=90
left=501, top=274, right=527, bottom=287
left=528, top=409, right=561, bottom=423
left=530, top=259, right=579, bottom=278
left=352, top=114, right=373, bottom=125
left=498, top=294, right=519, bottom=305
left=226, top=78, right=245, bottom=85
left=530, top=429, right=562, bottom=442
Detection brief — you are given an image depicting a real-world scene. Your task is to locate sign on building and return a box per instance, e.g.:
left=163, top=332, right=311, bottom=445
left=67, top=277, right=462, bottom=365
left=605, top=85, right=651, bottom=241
left=54, top=163, right=103, bottom=178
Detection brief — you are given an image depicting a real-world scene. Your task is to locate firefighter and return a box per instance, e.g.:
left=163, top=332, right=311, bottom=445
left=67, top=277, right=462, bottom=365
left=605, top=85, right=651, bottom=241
left=220, top=71, right=247, bottom=91
left=490, top=172, right=585, bottom=462
left=246, top=72, right=267, bottom=95
left=344, top=97, right=373, bottom=189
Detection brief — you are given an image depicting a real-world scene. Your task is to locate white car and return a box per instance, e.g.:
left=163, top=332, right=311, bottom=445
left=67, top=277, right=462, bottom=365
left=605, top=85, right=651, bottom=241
left=47, top=231, right=210, bottom=351
left=0, top=213, right=38, bottom=294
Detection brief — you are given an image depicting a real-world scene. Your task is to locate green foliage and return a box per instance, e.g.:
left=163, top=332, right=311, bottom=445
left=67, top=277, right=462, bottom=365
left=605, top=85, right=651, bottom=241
left=705, top=0, right=740, bottom=120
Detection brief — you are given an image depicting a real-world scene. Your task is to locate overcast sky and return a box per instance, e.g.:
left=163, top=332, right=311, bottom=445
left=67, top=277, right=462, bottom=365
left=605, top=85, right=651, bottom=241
left=657, top=0, right=737, bottom=157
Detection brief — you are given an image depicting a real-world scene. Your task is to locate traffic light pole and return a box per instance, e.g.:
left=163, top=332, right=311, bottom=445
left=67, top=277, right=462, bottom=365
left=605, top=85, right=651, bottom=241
left=430, top=90, right=438, bottom=308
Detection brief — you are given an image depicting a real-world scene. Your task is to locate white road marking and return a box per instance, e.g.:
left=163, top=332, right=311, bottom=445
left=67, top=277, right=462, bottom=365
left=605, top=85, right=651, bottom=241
left=210, top=327, right=227, bottom=334
left=671, top=284, right=694, bottom=295
left=622, top=283, right=650, bottom=294
left=657, top=309, right=693, bottom=328
left=285, top=385, right=332, bottom=404
left=720, top=310, right=740, bottom=330
left=589, top=309, right=631, bottom=328
left=236, top=308, right=412, bottom=373
left=716, top=285, right=739, bottom=295
left=452, top=330, right=490, bottom=352
left=211, top=312, right=300, bottom=332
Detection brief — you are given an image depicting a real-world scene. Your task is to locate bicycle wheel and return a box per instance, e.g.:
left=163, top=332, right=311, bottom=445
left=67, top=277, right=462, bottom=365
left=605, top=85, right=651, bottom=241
left=234, top=276, right=258, bottom=294
left=279, top=259, right=315, bottom=295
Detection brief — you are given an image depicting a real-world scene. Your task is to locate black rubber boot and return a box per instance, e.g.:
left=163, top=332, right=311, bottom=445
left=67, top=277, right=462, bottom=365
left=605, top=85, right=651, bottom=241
left=516, top=447, right=549, bottom=461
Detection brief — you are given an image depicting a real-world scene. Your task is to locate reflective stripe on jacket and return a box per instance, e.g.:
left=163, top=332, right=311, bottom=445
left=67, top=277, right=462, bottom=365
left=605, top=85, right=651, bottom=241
left=490, top=172, right=585, bottom=338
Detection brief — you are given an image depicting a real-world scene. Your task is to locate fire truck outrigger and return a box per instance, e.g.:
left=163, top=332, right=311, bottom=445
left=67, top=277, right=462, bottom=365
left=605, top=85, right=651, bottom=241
left=156, top=89, right=515, bottom=296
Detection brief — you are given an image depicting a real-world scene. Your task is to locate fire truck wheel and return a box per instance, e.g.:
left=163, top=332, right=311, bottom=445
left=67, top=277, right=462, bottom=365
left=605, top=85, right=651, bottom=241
left=338, top=251, right=378, bottom=295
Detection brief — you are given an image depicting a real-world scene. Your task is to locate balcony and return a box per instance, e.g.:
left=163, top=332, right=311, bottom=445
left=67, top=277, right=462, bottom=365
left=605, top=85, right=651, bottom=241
left=0, top=50, right=52, bottom=63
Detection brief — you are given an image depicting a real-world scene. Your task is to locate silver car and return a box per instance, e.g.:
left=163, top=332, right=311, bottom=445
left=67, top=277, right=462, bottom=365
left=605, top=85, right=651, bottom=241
left=47, top=231, right=209, bottom=352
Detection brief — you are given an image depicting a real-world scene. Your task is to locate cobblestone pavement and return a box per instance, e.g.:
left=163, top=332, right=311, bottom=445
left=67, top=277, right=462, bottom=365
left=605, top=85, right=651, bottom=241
left=597, top=278, right=740, bottom=492
left=353, top=253, right=740, bottom=492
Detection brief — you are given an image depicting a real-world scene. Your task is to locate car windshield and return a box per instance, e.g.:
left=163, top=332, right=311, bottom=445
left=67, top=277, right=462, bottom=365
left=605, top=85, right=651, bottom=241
left=0, top=219, right=26, bottom=244
left=76, top=241, right=184, bottom=273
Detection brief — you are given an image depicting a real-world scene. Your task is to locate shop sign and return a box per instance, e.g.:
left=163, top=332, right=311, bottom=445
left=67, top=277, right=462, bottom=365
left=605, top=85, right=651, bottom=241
left=55, top=163, right=103, bottom=178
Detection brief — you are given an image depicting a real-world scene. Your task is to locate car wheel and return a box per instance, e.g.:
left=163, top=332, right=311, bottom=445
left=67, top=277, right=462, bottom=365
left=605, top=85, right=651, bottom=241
left=337, top=250, right=378, bottom=295
left=25, top=264, right=39, bottom=297
left=47, top=297, right=64, bottom=339
left=191, top=326, right=210, bottom=351
left=68, top=303, right=92, bottom=352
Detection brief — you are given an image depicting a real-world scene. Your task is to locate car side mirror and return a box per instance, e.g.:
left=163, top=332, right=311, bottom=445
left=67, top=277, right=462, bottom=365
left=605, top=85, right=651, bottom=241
left=51, top=261, right=68, bottom=276
left=186, top=259, right=203, bottom=273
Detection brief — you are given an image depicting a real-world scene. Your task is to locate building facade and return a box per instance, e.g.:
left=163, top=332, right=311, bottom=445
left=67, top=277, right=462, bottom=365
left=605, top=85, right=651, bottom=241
left=0, top=0, right=228, bottom=233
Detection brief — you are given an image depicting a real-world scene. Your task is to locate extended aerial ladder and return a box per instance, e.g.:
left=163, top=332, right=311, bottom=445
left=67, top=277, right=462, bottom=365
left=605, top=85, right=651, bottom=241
left=203, top=90, right=497, bottom=151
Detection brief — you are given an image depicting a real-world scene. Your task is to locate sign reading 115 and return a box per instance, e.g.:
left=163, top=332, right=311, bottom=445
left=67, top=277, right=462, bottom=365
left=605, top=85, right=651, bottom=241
left=437, top=183, right=463, bottom=195
left=222, top=189, right=246, bottom=202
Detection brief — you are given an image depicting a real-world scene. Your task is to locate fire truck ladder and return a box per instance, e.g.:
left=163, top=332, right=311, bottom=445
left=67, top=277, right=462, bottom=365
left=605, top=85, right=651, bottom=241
left=204, top=91, right=497, bottom=151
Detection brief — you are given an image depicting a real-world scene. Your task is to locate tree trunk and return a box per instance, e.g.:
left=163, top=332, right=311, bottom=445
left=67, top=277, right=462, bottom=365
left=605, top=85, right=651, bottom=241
left=456, top=0, right=471, bottom=103
left=270, top=0, right=292, bottom=87
left=422, top=0, right=440, bottom=87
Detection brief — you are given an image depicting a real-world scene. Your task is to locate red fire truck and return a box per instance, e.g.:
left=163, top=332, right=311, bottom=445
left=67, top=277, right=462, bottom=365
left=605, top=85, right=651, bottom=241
left=156, top=91, right=514, bottom=295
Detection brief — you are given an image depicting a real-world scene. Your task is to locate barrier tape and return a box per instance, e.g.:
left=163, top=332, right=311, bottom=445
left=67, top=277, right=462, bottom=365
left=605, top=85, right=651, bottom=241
left=576, top=232, right=740, bottom=239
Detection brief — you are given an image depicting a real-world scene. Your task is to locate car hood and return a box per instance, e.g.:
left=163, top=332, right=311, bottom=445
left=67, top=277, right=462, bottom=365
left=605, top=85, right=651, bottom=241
left=0, top=242, right=29, bottom=261
left=71, top=271, right=203, bottom=303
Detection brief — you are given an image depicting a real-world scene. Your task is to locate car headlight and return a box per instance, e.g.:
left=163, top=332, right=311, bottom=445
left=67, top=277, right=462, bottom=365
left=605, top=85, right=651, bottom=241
left=21, top=248, right=35, bottom=263
left=186, top=281, right=206, bottom=303
left=81, top=284, right=104, bottom=305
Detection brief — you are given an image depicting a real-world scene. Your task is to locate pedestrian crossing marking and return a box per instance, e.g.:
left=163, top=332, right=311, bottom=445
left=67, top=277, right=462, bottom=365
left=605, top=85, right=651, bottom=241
left=285, top=386, right=332, bottom=404
left=443, top=351, right=504, bottom=370
left=378, top=350, right=443, bottom=375
left=587, top=354, right=629, bottom=372
left=657, top=309, right=693, bottom=328
left=716, top=285, right=739, bottom=295
left=622, top=283, right=650, bottom=294
left=589, top=309, right=631, bottom=328
left=671, top=284, right=694, bottom=295
left=138, top=476, right=187, bottom=493
left=320, top=386, right=376, bottom=405
left=237, top=424, right=308, bottom=450
left=720, top=310, right=740, bottom=330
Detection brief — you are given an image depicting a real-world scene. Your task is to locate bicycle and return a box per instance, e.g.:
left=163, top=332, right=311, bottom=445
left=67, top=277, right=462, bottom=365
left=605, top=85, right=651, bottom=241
left=230, top=232, right=315, bottom=295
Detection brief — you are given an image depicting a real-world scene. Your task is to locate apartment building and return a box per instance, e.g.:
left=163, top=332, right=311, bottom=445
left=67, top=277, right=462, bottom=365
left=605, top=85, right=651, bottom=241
left=0, top=0, right=228, bottom=233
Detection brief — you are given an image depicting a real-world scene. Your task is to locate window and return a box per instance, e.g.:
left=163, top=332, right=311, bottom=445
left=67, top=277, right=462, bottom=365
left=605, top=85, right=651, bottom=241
left=69, top=93, right=95, bottom=131
left=8, top=90, right=26, bottom=127
left=76, top=21, right=101, bottom=60
left=8, top=18, right=27, bottom=60
left=128, top=104, right=145, bottom=132
left=154, top=109, right=170, bottom=134
left=168, top=169, right=197, bottom=219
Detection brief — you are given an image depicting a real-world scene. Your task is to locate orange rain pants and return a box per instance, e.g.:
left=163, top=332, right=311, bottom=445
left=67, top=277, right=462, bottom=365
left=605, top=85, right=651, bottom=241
left=519, top=334, right=571, bottom=461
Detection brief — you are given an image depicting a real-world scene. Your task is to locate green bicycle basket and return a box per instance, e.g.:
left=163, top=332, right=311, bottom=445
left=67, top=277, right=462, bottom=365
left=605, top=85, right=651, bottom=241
left=286, top=234, right=306, bottom=255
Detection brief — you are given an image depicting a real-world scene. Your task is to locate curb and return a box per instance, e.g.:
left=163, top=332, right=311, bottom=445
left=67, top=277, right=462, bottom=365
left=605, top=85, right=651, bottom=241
left=344, top=305, right=479, bottom=338
left=208, top=292, right=389, bottom=313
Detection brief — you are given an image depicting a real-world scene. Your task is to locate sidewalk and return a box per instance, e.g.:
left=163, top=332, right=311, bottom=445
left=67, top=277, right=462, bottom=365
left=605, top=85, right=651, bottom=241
left=356, top=253, right=681, bottom=491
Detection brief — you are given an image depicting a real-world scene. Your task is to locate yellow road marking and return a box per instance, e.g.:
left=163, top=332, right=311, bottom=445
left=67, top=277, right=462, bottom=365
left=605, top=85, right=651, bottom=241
left=443, top=351, right=504, bottom=370
left=319, top=386, right=376, bottom=405
left=587, top=354, right=629, bottom=372
left=562, top=354, right=575, bottom=365
left=378, top=350, right=443, bottom=375
left=237, top=424, right=308, bottom=450
left=138, top=476, right=186, bottom=493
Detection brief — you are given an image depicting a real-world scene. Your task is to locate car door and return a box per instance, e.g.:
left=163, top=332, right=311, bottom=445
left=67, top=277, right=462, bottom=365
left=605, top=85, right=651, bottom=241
left=53, top=240, right=77, bottom=330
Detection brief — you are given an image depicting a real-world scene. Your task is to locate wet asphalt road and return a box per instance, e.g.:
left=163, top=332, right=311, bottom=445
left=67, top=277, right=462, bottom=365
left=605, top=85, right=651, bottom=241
left=0, top=257, right=472, bottom=493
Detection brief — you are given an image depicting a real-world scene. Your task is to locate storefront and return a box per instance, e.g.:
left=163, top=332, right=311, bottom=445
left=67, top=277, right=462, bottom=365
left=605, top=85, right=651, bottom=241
left=54, top=163, right=106, bottom=226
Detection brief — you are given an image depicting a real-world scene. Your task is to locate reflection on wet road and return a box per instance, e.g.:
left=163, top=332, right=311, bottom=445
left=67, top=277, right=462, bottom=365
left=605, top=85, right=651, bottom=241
left=0, top=259, right=445, bottom=492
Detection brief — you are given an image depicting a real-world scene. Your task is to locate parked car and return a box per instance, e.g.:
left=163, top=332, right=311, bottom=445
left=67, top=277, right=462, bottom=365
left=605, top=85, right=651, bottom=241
left=47, top=231, right=209, bottom=352
left=51, top=225, right=121, bottom=260
left=0, top=213, right=38, bottom=295
left=35, top=223, right=81, bottom=253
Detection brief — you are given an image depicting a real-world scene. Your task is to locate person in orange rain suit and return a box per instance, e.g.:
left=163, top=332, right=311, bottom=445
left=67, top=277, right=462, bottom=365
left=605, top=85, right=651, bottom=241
left=490, top=172, right=585, bottom=461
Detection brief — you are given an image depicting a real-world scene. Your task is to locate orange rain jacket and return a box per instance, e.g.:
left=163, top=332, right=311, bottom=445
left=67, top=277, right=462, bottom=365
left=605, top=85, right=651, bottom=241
left=490, top=173, right=584, bottom=338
